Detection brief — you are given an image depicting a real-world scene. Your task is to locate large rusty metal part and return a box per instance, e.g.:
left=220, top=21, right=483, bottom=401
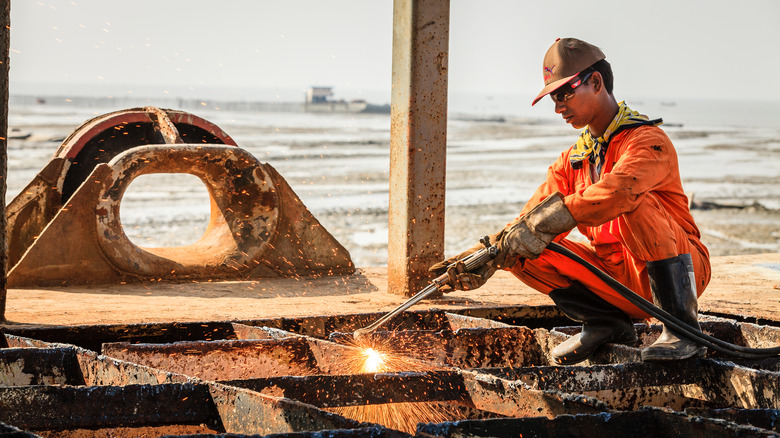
left=6, top=107, right=354, bottom=287
left=2, top=307, right=780, bottom=436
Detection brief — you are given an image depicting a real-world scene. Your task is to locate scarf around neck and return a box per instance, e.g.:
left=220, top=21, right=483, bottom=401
left=569, top=102, right=662, bottom=171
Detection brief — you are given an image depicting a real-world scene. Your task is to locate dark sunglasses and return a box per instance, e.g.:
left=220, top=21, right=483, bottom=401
left=550, top=71, right=594, bottom=103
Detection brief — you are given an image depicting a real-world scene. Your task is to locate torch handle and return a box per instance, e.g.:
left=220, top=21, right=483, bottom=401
left=354, top=237, right=497, bottom=337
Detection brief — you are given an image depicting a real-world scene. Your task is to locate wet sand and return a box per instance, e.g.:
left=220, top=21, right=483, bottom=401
left=6, top=105, right=780, bottom=269
left=317, top=201, right=780, bottom=268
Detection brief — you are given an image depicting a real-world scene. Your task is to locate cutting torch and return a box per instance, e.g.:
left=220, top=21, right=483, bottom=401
left=353, top=236, right=497, bottom=340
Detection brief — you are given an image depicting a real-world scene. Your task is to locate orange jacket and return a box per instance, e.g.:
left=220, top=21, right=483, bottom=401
left=521, top=125, right=707, bottom=262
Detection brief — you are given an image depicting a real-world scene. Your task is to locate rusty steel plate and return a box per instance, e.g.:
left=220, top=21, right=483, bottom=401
left=1, top=307, right=780, bottom=436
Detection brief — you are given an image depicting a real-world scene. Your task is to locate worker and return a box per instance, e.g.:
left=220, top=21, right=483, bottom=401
left=430, top=38, right=710, bottom=365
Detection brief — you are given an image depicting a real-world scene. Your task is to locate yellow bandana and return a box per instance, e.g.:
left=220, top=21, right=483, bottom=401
left=570, top=102, right=662, bottom=170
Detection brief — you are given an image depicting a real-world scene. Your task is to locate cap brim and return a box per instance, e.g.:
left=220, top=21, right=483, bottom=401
left=531, top=73, right=578, bottom=106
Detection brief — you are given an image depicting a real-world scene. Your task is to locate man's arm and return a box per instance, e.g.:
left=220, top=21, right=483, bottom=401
left=520, top=148, right=577, bottom=217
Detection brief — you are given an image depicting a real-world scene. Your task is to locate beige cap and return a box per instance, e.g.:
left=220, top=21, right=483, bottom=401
left=532, top=38, right=606, bottom=105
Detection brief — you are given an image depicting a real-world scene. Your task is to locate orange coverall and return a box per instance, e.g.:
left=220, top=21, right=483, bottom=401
left=508, top=125, right=710, bottom=319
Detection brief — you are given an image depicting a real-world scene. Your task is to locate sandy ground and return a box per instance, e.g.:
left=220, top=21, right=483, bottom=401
left=3, top=251, right=779, bottom=328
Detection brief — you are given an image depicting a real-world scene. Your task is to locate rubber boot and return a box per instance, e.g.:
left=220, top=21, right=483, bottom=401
left=549, top=282, right=638, bottom=365
left=641, top=254, right=707, bottom=361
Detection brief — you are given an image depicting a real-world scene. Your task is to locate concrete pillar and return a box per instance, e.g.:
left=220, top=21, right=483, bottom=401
left=0, top=1, right=8, bottom=320
left=388, top=0, right=450, bottom=296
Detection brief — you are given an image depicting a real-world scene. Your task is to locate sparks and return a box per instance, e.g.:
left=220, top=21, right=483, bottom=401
left=328, top=337, right=455, bottom=434
left=362, top=348, right=385, bottom=373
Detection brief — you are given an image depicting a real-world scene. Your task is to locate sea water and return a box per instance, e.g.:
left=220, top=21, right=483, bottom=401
left=6, top=94, right=780, bottom=266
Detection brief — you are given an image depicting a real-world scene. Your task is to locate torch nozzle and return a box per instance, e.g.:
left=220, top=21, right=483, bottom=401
left=353, top=328, right=369, bottom=341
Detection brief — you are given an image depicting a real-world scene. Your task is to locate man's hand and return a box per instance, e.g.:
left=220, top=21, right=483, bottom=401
left=500, top=192, right=577, bottom=260
left=427, top=192, right=576, bottom=292
left=443, top=260, right=496, bottom=292
left=428, top=233, right=506, bottom=292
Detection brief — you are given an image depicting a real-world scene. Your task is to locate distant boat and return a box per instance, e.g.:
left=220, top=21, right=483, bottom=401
left=304, top=86, right=389, bottom=114
left=660, top=101, right=676, bottom=107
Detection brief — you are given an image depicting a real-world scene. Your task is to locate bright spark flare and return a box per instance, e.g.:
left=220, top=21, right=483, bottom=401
left=362, top=348, right=385, bottom=373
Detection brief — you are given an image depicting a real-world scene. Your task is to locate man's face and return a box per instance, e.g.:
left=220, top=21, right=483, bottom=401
left=551, top=72, right=599, bottom=129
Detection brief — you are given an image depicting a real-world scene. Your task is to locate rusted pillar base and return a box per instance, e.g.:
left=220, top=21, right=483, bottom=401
left=0, top=1, right=10, bottom=320
left=388, top=0, right=450, bottom=296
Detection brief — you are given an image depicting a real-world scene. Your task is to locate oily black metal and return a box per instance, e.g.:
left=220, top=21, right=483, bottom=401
left=0, top=307, right=779, bottom=436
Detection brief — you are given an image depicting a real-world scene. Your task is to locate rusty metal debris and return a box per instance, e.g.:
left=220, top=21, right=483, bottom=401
left=1, top=306, right=779, bottom=436
left=6, top=107, right=354, bottom=287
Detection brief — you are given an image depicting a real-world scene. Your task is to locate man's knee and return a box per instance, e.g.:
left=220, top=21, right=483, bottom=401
left=617, top=201, right=683, bottom=261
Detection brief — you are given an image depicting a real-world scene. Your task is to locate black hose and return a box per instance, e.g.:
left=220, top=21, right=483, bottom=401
left=546, top=242, right=780, bottom=359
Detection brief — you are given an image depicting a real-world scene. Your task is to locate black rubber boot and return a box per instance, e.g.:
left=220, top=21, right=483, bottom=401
left=549, top=282, right=638, bottom=365
left=641, top=254, right=707, bottom=361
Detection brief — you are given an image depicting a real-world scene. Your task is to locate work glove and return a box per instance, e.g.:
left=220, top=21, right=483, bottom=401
left=428, top=232, right=508, bottom=292
left=499, top=191, right=577, bottom=260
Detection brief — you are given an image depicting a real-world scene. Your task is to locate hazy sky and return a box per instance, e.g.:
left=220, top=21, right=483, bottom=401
left=9, top=1, right=780, bottom=103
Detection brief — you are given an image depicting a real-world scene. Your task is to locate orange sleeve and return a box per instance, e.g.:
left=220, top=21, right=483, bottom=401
left=564, top=126, right=675, bottom=227
left=519, top=149, right=576, bottom=217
